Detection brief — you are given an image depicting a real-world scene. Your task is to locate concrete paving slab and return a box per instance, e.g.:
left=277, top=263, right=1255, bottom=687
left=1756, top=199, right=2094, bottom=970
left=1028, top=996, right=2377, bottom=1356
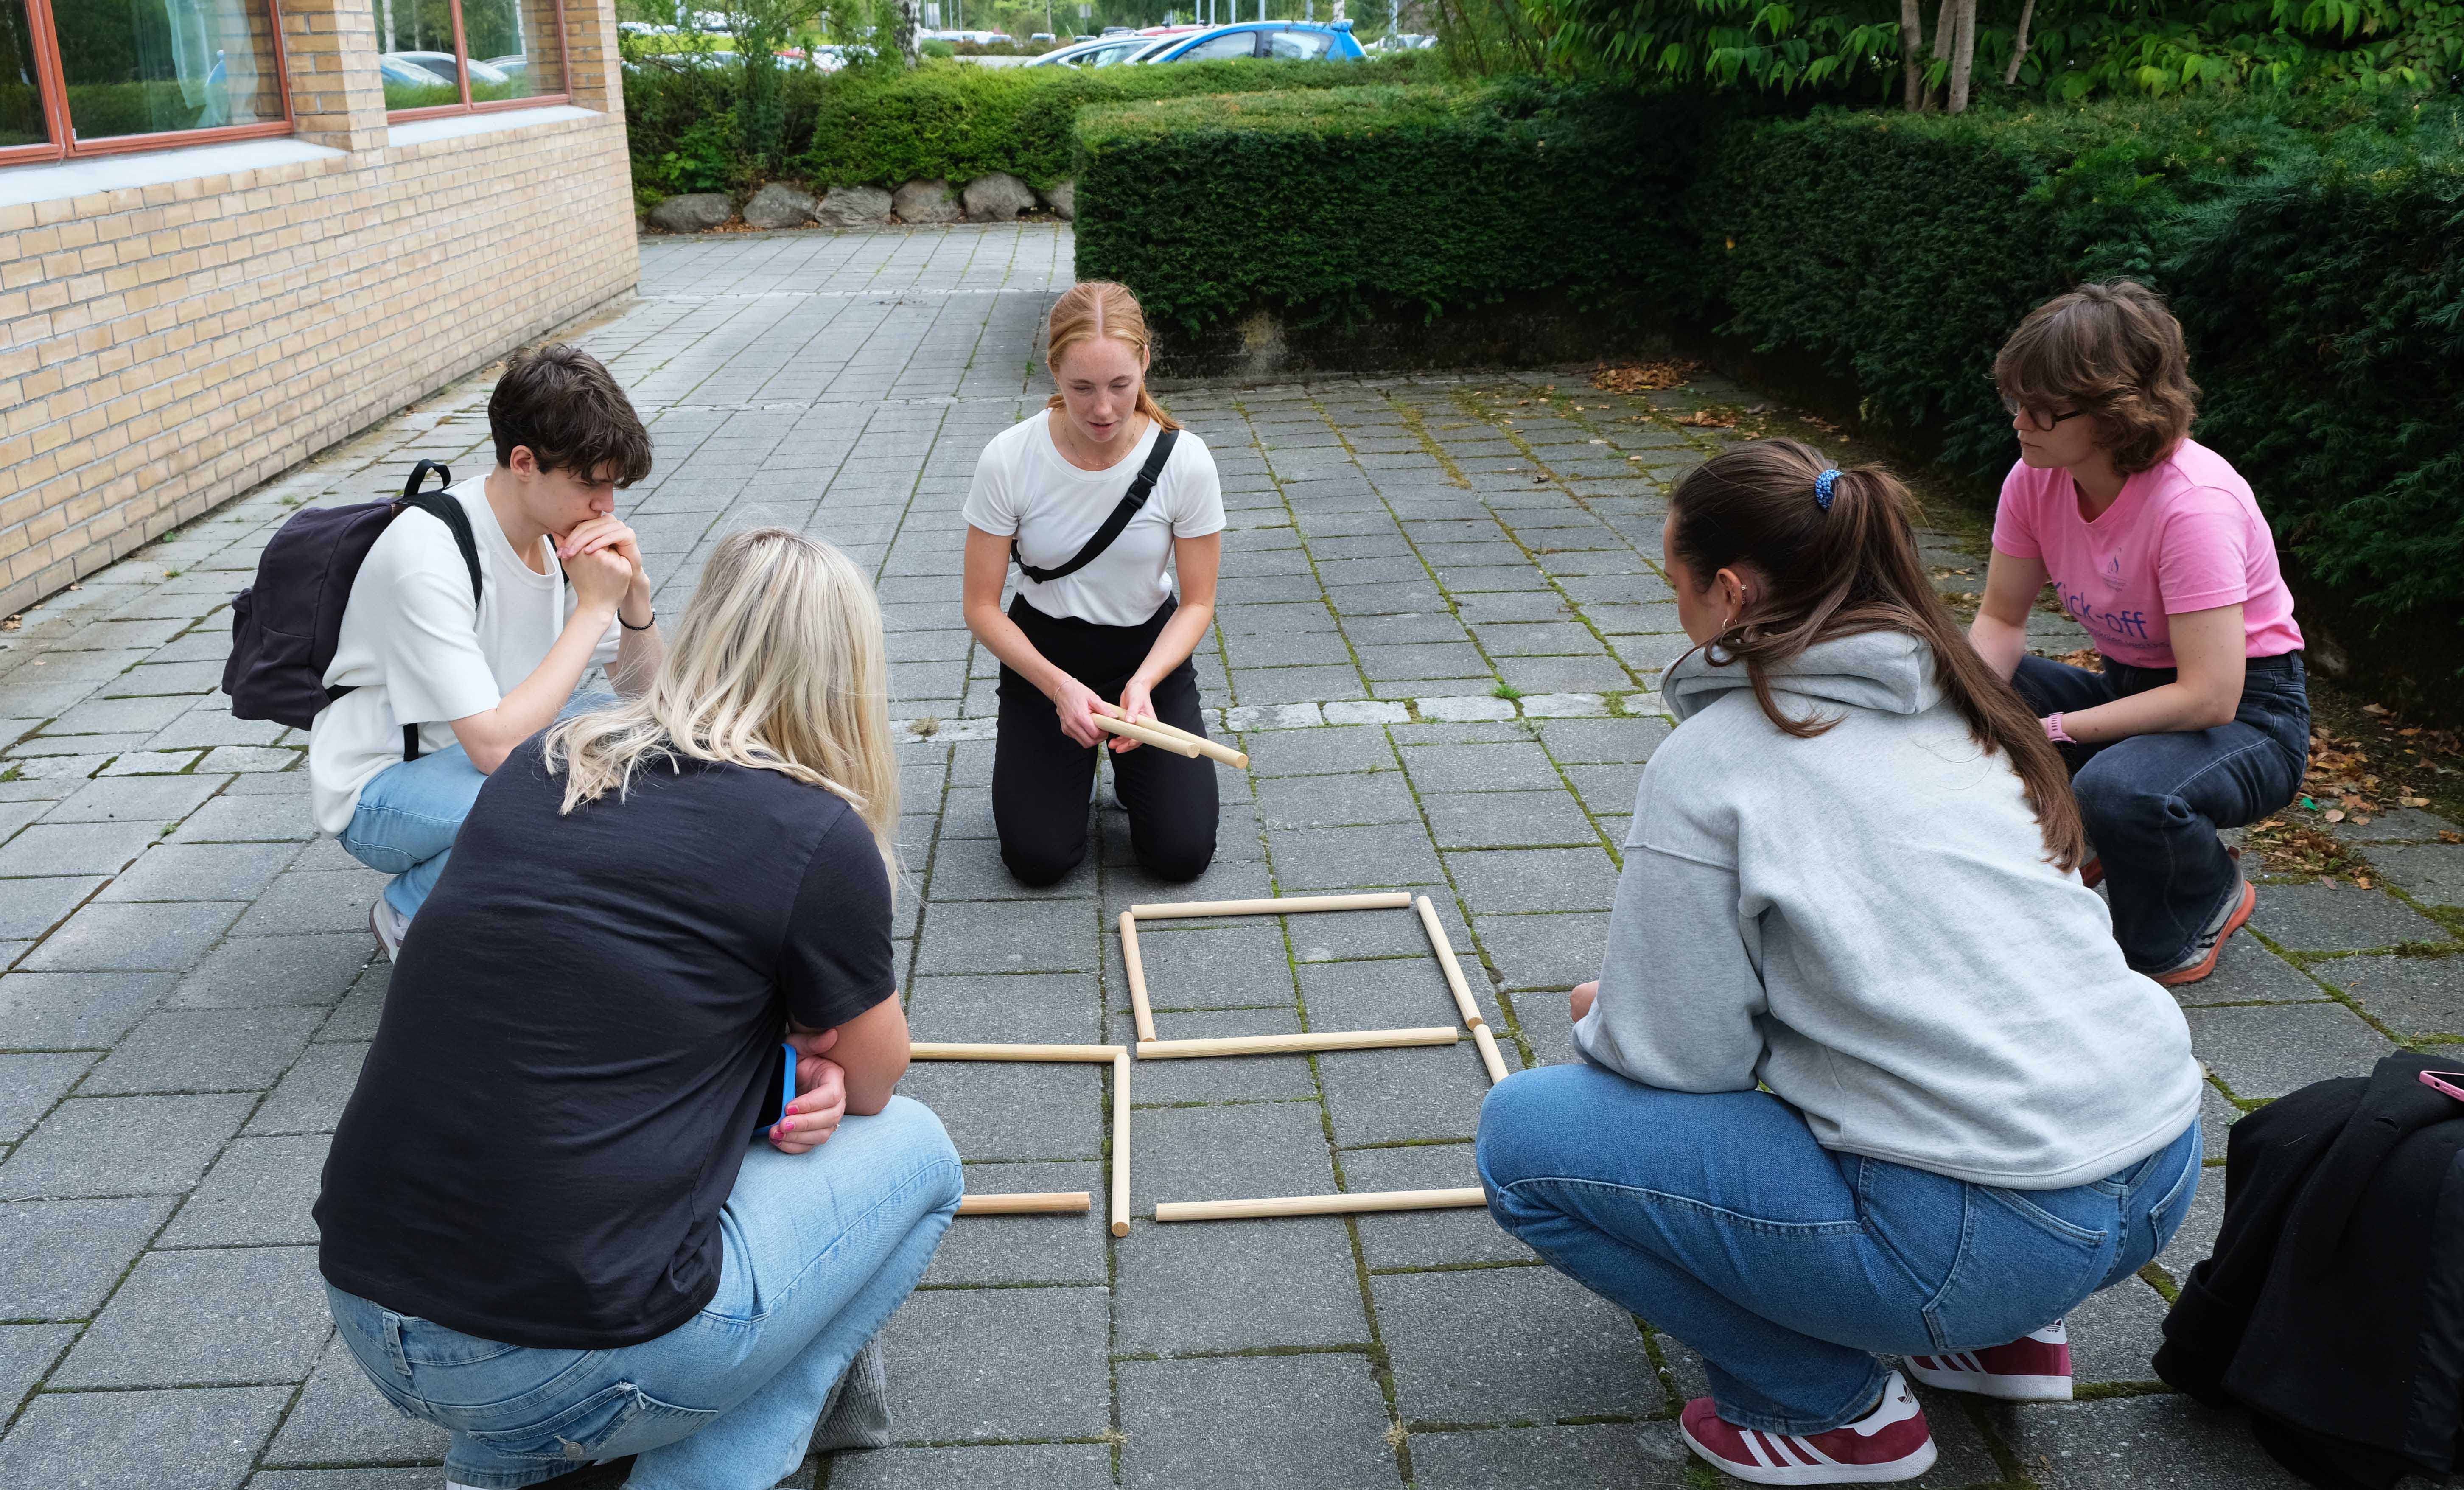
left=1118, top=1353, right=1394, bottom=1490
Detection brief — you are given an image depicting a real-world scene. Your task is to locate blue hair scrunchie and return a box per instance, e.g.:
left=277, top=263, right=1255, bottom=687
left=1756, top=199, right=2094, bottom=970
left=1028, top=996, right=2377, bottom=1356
left=1814, top=469, right=1841, bottom=511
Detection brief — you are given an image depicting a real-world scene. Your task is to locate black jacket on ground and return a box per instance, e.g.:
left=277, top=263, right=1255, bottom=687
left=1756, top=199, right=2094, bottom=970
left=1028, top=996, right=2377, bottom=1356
left=2155, top=1052, right=2464, bottom=1489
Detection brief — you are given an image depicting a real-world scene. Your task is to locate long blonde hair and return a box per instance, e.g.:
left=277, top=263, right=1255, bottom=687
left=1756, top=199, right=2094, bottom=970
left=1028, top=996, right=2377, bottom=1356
left=541, top=528, right=902, bottom=887
left=1044, top=281, right=1181, bottom=432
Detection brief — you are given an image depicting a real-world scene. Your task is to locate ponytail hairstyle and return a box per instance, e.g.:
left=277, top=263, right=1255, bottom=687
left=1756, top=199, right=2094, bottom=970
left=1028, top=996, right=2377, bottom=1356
left=1668, top=438, right=2086, bottom=870
left=1043, top=281, right=1181, bottom=432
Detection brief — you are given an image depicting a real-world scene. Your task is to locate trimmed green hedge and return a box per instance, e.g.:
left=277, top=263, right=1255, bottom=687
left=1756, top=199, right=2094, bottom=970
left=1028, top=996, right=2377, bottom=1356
left=619, top=53, right=1434, bottom=196
left=801, top=53, right=1434, bottom=190
left=1073, top=86, right=2464, bottom=635
left=1073, top=81, right=1702, bottom=333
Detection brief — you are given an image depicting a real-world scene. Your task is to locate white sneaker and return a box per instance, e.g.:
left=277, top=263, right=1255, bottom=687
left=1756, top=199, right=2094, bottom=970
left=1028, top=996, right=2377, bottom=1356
left=369, top=897, right=409, bottom=961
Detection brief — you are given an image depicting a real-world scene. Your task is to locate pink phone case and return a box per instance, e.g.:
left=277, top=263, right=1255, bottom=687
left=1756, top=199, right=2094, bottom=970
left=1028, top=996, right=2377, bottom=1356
left=2419, top=1070, right=2464, bottom=1103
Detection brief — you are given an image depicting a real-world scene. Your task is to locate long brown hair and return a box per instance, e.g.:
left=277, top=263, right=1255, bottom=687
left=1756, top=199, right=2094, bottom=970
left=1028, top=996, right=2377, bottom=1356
left=1668, top=439, right=2086, bottom=870
left=1043, top=281, right=1181, bottom=432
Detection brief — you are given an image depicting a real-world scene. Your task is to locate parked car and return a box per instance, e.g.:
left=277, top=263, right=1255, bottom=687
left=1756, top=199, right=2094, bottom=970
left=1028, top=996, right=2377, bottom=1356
left=388, top=49, right=514, bottom=86
left=1136, top=21, right=1365, bottom=60
left=1025, top=31, right=1182, bottom=64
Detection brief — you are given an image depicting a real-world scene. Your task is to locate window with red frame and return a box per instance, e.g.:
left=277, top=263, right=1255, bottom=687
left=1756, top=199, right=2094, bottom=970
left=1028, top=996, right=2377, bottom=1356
left=0, top=0, right=291, bottom=165
left=372, top=0, right=566, bottom=118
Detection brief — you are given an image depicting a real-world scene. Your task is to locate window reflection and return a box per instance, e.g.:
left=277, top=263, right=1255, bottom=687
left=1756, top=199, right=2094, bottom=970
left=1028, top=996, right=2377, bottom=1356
left=0, top=0, right=48, bottom=149
left=55, top=0, right=284, bottom=142
left=458, top=0, right=564, bottom=101
left=372, top=0, right=462, bottom=109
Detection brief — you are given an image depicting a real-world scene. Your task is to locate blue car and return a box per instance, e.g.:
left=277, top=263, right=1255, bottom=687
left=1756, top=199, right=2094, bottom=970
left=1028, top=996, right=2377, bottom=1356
left=1138, top=21, right=1366, bottom=61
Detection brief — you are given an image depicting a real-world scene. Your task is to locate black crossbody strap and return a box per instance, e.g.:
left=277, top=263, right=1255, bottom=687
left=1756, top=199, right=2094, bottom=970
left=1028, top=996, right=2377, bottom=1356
left=392, top=460, right=482, bottom=763
left=1014, top=428, right=1180, bottom=586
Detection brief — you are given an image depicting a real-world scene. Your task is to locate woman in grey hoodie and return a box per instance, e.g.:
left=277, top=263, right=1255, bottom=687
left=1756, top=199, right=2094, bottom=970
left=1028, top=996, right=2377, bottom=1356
left=1476, top=439, right=2205, bottom=1487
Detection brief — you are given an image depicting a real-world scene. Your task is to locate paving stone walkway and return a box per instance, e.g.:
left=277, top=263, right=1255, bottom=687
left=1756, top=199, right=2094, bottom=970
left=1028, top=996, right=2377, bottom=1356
left=0, top=223, right=2456, bottom=1489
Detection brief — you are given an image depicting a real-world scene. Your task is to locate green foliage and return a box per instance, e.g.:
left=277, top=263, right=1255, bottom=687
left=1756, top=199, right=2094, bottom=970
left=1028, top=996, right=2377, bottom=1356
left=1072, top=84, right=2464, bottom=624
left=922, top=38, right=960, bottom=56
left=801, top=53, right=1433, bottom=187
left=1072, top=80, right=1702, bottom=331
left=1448, top=0, right=2462, bottom=102
left=1691, top=98, right=2464, bottom=619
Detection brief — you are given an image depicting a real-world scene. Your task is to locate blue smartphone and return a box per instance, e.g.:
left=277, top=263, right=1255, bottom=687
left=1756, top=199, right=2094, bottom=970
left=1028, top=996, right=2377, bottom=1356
left=778, top=1041, right=798, bottom=1127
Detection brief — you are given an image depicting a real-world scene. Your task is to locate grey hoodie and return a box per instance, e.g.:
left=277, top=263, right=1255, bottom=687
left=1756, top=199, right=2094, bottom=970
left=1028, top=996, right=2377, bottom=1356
left=1573, top=630, right=2203, bottom=1190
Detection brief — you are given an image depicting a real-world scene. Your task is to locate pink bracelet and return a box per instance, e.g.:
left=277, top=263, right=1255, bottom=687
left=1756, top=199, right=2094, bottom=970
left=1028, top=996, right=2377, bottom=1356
left=2043, top=712, right=2074, bottom=744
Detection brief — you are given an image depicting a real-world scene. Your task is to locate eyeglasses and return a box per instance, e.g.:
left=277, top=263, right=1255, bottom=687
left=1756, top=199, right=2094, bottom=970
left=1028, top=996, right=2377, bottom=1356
left=1999, top=395, right=2087, bottom=433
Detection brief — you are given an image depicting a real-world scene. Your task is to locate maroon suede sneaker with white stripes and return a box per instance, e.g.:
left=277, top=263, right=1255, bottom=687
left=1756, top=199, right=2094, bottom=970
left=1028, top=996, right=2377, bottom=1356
left=1677, top=1371, right=1938, bottom=1485
left=1905, top=1319, right=2075, bottom=1401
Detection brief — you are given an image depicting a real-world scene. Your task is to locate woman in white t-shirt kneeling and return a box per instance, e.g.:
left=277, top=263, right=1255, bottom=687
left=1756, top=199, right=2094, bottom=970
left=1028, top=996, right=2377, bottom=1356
left=960, top=283, right=1227, bottom=886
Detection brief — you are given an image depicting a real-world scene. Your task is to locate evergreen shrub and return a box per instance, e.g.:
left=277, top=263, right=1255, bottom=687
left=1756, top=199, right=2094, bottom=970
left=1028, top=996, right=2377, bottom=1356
left=1073, top=86, right=2464, bottom=625
left=1072, top=81, right=1704, bottom=334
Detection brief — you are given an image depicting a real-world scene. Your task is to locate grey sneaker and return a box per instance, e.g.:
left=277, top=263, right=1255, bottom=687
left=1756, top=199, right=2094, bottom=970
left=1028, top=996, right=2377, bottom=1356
left=2153, top=871, right=2256, bottom=987
left=369, top=897, right=408, bottom=961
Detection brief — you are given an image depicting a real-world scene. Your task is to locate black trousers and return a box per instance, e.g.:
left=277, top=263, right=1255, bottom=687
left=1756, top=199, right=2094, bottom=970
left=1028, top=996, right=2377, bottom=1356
left=993, top=595, right=1218, bottom=887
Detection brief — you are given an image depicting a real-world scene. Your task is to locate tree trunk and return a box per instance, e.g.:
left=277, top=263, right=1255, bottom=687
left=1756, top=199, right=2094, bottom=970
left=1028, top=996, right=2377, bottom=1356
left=1946, top=0, right=1976, bottom=112
left=1898, top=0, right=1925, bottom=109
left=897, top=0, right=919, bottom=63
left=1922, top=0, right=1953, bottom=107
left=2003, top=0, right=2036, bottom=84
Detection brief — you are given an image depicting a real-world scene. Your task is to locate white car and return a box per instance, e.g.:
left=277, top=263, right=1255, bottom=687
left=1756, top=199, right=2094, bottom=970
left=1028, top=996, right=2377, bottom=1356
left=1024, top=32, right=1176, bottom=65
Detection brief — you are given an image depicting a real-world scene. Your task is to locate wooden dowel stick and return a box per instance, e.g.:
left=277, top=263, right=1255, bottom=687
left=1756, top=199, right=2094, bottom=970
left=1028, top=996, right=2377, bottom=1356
left=1414, top=894, right=1487, bottom=1031
left=910, top=1042, right=1127, bottom=1063
left=1101, top=714, right=1249, bottom=770
left=1135, top=1027, right=1459, bottom=1060
left=1470, top=1022, right=1511, bottom=1085
left=1155, top=1187, right=1489, bottom=1223
left=957, top=1191, right=1091, bottom=1216
left=1111, top=1050, right=1131, bottom=1238
left=1130, top=892, right=1414, bottom=921
left=1119, top=911, right=1157, bottom=1045
left=1091, top=715, right=1202, bottom=759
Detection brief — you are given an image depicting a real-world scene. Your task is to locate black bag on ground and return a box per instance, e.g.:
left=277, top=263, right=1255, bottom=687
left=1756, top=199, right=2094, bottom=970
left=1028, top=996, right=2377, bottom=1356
left=220, top=460, right=482, bottom=759
left=2154, top=1052, right=2464, bottom=1489
left=1012, top=429, right=1179, bottom=584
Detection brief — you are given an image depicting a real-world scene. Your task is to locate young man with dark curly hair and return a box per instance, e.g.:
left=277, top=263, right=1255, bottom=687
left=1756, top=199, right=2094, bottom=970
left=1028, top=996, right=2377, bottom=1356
left=1969, top=280, right=2307, bottom=988
left=309, top=345, right=666, bottom=956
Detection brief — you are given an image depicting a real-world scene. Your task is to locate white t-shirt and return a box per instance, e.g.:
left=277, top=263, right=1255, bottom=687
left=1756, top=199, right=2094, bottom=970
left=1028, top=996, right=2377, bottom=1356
left=961, top=412, right=1225, bottom=627
left=308, top=477, right=619, bottom=835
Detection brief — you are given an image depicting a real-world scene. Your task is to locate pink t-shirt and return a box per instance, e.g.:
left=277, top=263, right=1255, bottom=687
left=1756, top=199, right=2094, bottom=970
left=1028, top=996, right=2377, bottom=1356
left=1991, top=439, right=2304, bottom=669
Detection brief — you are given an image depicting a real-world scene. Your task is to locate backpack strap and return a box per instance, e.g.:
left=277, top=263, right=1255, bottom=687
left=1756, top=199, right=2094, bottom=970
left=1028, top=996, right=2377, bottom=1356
left=1014, top=428, right=1179, bottom=586
left=390, top=460, right=481, bottom=763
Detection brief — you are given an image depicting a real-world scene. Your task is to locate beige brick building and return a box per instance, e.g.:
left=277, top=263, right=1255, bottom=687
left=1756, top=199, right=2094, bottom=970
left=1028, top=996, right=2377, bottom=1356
left=0, top=0, right=639, bottom=617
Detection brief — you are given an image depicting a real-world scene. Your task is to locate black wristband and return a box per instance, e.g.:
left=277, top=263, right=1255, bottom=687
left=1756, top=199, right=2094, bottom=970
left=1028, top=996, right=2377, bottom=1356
left=619, top=608, right=655, bottom=632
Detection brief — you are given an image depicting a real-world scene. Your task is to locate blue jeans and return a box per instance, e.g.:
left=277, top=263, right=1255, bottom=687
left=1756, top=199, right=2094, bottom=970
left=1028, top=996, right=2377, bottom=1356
left=327, top=1096, right=963, bottom=1490
left=1476, top=1063, right=2201, bottom=1435
left=2014, top=653, right=2308, bottom=971
left=338, top=693, right=614, bottom=922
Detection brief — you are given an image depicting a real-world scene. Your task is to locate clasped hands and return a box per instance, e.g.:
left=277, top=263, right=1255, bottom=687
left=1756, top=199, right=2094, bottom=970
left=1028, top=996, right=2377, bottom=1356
left=768, top=1027, right=850, bottom=1154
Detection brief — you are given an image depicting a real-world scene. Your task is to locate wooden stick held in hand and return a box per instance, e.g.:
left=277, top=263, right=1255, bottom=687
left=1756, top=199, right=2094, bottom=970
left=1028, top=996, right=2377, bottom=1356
left=1092, top=714, right=1203, bottom=759
left=909, top=1042, right=1126, bottom=1062
left=1094, top=713, right=1248, bottom=769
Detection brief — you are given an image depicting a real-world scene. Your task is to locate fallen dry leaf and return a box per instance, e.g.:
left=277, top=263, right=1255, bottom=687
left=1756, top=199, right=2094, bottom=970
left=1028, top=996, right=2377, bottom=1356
left=2324, top=809, right=2346, bottom=823
left=1675, top=408, right=1739, bottom=429
left=1591, top=359, right=1704, bottom=395
left=2054, top=648, right=2106, bottom=673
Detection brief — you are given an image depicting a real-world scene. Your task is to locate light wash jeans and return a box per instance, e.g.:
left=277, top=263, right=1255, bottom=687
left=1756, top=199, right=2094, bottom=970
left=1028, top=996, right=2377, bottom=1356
left=1476, top=1063, right=2201, bottom=1435
left=326, top=1095, right=962, bottom=1490
left=337, top=693, right=612, bottom=922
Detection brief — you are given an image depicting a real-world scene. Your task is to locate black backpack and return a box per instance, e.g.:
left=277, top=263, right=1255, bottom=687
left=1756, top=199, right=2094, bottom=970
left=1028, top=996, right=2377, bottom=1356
left=221, top=460, right=482, bottom=761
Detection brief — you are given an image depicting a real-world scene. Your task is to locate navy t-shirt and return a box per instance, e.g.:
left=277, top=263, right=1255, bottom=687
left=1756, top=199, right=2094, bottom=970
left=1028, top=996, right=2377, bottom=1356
left=314, top=739, right=896, bottom=1350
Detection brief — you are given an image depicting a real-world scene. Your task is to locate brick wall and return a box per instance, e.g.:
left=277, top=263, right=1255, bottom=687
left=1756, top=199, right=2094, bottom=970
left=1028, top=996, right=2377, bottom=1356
left=0, top=0, right=640, bottom=617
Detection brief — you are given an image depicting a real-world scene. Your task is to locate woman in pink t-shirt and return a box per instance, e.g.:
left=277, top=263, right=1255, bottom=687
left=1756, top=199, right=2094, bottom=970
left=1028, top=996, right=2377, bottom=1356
left=1969, top=282, right=2308, bottom=986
